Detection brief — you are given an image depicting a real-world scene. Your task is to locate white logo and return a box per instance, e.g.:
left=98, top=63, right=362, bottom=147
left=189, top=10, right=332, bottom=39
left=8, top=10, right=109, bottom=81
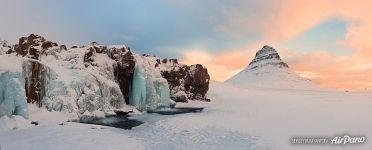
left=331, top=135, right=366, bottom=145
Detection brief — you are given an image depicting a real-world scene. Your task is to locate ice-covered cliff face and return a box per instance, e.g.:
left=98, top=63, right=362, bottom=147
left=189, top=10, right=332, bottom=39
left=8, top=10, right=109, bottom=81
left=0, top=35, right=135, bottom=119
left=0, top=34, right=210, bottom=119
left=226, top=45, right=321, bottom=90
left=34, top=44, right=133, bottom=119
left=11, top=45, right=129, bottom=119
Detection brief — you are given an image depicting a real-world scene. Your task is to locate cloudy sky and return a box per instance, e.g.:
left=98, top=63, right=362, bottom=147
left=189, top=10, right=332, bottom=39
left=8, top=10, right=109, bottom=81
left=1, top=0, right=372, bottom=90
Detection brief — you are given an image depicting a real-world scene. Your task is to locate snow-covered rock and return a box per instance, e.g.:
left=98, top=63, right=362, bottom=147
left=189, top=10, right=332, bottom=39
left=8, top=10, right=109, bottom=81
left=0, top=39, right=13, bottom=54
left=226, top=45, right=322, bottom=90
left=14, top=34, right=60, bottom=60
left=0, top=34, right=211, bottom=119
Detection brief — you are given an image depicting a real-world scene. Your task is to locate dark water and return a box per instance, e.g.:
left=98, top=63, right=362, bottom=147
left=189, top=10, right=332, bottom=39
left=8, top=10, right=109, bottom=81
left=79, top=112, right=144, bottom=130
left=79, top=107, right=204, bottom=129
left=147, top=107, right=204, bottom=115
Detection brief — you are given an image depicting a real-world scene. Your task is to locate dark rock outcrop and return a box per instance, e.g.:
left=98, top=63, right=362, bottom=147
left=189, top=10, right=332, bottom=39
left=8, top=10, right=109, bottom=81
left=23, top=60, right=48, bottom=107
left=14, top=34, right=58, bottom=60
left=184, top=64, right=210, bottom=101
left=156, top=58, right=210, bottom=102
left=83, top=47, right=96, bottom=67
left=115, top=51, right=135, bottom=104
left=60, top=45, right=67, bottom=51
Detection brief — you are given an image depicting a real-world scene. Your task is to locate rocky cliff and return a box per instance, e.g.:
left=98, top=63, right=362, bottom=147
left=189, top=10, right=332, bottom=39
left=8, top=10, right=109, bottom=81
left=0, top=34, right=210, bottom=119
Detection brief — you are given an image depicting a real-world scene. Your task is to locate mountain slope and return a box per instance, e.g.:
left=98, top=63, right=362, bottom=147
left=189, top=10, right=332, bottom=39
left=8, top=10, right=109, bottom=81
left=225, top=45, right=322, bottom=90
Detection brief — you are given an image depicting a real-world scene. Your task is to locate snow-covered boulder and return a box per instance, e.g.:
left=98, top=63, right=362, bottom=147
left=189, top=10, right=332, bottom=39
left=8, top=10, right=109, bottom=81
left=0, top=39, right=13, bottom=55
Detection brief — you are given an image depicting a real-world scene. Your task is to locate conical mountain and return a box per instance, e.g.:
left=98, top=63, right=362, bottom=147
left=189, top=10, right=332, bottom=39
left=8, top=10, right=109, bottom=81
left=225, top=45, right=321, bottom=90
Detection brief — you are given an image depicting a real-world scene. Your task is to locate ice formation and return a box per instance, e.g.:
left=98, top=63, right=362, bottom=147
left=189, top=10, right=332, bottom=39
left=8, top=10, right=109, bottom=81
left=0, top=45, right=130, bottom=119
left=130, top=54, right=171, bottom=111
left=36, top=47, right=128, bottom=119
left=0, top=71, right=28, bottom=118
left=0, top=56, right=28, bottom=118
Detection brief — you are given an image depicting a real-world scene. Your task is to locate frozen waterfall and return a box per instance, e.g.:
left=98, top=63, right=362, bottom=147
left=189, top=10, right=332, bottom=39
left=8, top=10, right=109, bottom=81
left=0, top=71, right=28, bottom=119
left=129, top=55, right=171, bottom=111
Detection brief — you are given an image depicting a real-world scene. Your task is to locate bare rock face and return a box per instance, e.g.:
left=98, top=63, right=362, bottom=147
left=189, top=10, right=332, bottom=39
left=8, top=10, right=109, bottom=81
left=156, top=58, right=210, bottom=102
left=184, top=64, right=210, bottom=101
left=23, top=60, right=49, bottom=107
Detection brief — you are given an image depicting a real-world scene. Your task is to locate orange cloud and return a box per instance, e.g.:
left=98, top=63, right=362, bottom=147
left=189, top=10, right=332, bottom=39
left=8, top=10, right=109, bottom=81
left=214, top=50, right=252, bottom=69
left=180, top=49, right=247, bottom=81
left=288, top=50, right=371, bottom=90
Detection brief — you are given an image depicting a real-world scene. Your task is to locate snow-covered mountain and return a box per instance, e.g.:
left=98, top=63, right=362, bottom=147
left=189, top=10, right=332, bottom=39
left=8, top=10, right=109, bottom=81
left=0, top=34, right=210, bottom=120
left=225, top=45, right=322, bottom=90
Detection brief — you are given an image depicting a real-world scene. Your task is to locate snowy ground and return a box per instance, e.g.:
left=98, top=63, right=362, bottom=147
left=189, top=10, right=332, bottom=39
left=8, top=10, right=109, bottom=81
left=1, top=81, right=372, bottom=150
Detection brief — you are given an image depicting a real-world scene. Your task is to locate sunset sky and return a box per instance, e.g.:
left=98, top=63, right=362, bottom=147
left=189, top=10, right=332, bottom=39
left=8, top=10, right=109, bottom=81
left=1, top=0, right=372, bottom=90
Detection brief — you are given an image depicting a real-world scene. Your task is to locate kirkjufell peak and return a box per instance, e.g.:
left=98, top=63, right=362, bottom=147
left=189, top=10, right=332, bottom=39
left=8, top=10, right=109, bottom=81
left=247, top=45, right=288, bottom=70
left=225, top=45, right=322, bottom=90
